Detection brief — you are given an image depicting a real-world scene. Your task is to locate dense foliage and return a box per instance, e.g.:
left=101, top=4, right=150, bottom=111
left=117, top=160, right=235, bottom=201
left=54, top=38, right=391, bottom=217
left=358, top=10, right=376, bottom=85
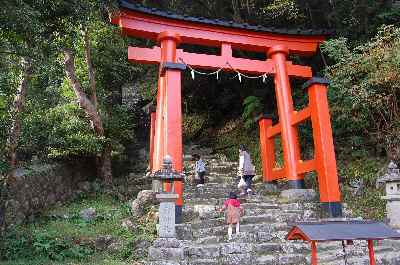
left=0, top=192, right=156, bottom=264
left=323, top=25, right=400, bottom=160
left=0, top=1, right=146, bottom=175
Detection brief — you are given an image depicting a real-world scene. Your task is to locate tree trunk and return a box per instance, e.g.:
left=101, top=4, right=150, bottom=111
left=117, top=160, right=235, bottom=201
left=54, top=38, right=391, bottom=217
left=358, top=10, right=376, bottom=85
left=0, top=184, right=6, bottom=235
left=1, top=57, right=33, bottom=233
left=83, top=28, right=98, bottom=109
left=7, top=57, right=33, bottom=179
left=101, top=142, right=113, bottom=186
left=63, top=47, right=112, bottom=185
left=231, top=0, right=243, bottom=22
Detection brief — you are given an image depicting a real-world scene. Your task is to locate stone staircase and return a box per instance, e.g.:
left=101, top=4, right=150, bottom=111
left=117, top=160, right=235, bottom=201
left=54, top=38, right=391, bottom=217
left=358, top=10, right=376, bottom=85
left=147, top=153, right=400, bottom=265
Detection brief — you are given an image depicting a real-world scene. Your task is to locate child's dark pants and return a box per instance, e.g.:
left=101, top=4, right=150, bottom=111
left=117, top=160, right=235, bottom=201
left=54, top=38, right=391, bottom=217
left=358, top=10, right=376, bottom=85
left=198, top=171, right=206, bottom=184
left=243, top=175, right=254, bottom=190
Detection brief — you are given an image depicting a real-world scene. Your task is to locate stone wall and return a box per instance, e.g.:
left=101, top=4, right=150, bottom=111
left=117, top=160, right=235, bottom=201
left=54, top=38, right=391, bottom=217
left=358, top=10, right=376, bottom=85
left=6, top=160, right=96, bottom=225
left=119, top=82, right=149, bottom=175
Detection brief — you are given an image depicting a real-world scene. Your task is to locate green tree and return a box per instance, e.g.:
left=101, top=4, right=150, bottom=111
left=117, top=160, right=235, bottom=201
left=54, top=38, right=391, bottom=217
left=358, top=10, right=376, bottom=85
left=0, top=0, right=143, bottom=231
left=322, top=25, right=400, bottom=159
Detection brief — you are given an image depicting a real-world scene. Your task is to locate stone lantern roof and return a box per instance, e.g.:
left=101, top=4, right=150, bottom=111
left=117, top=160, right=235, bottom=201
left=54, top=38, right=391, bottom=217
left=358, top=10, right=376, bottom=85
left=377, top=161, right=400, bottom=186
left=152, top=155, right=184, bottom=181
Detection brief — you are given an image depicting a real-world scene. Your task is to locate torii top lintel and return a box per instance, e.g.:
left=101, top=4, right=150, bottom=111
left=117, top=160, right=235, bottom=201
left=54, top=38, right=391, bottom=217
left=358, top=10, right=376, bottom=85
left=111, top=1, right=331, bottom=77
left=112, top=1, right=331, bottom=55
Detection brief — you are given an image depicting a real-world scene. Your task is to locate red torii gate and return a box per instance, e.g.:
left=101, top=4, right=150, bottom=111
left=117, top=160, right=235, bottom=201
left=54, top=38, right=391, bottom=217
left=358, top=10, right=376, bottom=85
left=112, top=1, right=342, bottom=221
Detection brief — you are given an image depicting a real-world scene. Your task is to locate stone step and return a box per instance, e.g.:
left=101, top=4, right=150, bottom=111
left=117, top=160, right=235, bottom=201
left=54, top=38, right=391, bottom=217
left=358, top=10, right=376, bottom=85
left=184, top=171, right=235, bottom=174
left=188, top=209, right=313, bottom=228
left=241, top=202, right=281, bottom=209
left=183, top=182, right=268, bottom=191
left=185, top=198, right=282, bottom=210
left=205, top=171, right=237, bottom=176
left=185, top=195, right=275, bottom=204
left=202, top=159, right=237, bottom=165
left=190, top=214, right=282, bottom=229
left=184, top=165, right=237, bottom=174
left=186, top=253, right=287, bottom=265
left=254, top=254, right=277, bottom=265
left=187, top=258, right=219, bottom=265
left=189, top=254, right=277, bottom=265
left=191, top=155, right=234, bottom=162
left=184, top=189, right=240, bottom=195
left=185, top=178, right=238, bottom=185
left=275, top=253, right=308, bottom=264
left=207, top=207, right=306, bottom=217
left=183, top=202, right=315, bottom=222
left=183, top=189, right=242, bottom=197
left=186, top=181, right=235, bottom=185
left=203, top=178, right=238, bottom=184
left=219, top=253, right=254, bottom=265
left=190, top=232, right=277, bottom=245
left=208, top=164, right=238, bottom=168
left=184, top=198, right=250, bottom=206
left=194, top=235, right=225, bottom=244
left=185, top=201, right=287, bottom=210
left=316, top=244, right=394, bottom=263
left=185, top=242, right=400, bottom=265
left=319, top=249, right=400, bottom=265
left=184, top=163, right=237, bottom=170
left=184, top=182, right=236, bottom=188
left=184, top=183, right=239, bottom=190
left=184, top=188, right=272, bottom=197
left=184, top=169, right=237, bottom=174
left=191, top=173, right=236, bottom=178
left=191, top=234, right=341, bottom=252
left=192, top=223, right=290, bottom=239
left=205, top=174, right=238, bottom=179
left=184, top=193, right=264, bottom=200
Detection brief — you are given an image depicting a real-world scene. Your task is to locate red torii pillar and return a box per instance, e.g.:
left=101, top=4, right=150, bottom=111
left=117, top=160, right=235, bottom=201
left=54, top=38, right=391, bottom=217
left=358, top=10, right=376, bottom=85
left=148, top=105, right=156, bottom=173
left=152, top=32, right=185, bottom=223
left=257, top=72, right=342, bottom=216
left=306, top=78, right=342, bottom=216
left=258, top=114, right=275, bottom=183
left=268, top=45, right=305, bottom=189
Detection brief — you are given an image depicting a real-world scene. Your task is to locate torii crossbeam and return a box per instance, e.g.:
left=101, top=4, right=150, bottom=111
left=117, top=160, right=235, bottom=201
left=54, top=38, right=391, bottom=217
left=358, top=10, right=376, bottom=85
left=112, top=0, right=342, bottom=222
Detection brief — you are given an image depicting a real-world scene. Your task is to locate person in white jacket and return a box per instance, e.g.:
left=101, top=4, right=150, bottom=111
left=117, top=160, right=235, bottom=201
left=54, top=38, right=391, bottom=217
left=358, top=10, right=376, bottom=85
left=193, top=154, right=206, bottom=187
left=238, top=144, right=256, bottom=195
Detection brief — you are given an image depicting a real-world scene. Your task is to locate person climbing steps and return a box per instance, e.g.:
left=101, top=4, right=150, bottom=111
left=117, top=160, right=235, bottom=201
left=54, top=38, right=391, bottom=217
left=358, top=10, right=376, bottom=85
left=193, top=153, right=206, bottom=188
left=218, top=191, right=244, bottom=240
left=238, top=144, right=256, bottom=195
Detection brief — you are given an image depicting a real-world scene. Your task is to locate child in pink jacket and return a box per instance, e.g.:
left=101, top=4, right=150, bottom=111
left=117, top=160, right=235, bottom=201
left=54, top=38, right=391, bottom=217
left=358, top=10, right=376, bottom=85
left=219, top=191, right=244, bottom=240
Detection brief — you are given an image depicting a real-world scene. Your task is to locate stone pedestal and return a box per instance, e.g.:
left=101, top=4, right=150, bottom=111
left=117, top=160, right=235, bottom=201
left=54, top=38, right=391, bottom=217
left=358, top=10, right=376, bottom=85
left=280, top=189, right=317, bottom=203
left=148, top=194, right=183, bottom=263
left=148, top=238, right=184, bottom=262
left=263, top=183, right=279, bottom=193
left=156, top=193, right=179, bottom=238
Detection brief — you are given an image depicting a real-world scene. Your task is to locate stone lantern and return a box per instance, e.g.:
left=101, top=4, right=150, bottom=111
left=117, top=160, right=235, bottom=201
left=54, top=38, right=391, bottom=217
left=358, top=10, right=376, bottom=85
left=377, top=161, right=400, bottom=228
left=152, top=155, right=184, bottom=238
left=152, top=155, right=184, bottom=194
